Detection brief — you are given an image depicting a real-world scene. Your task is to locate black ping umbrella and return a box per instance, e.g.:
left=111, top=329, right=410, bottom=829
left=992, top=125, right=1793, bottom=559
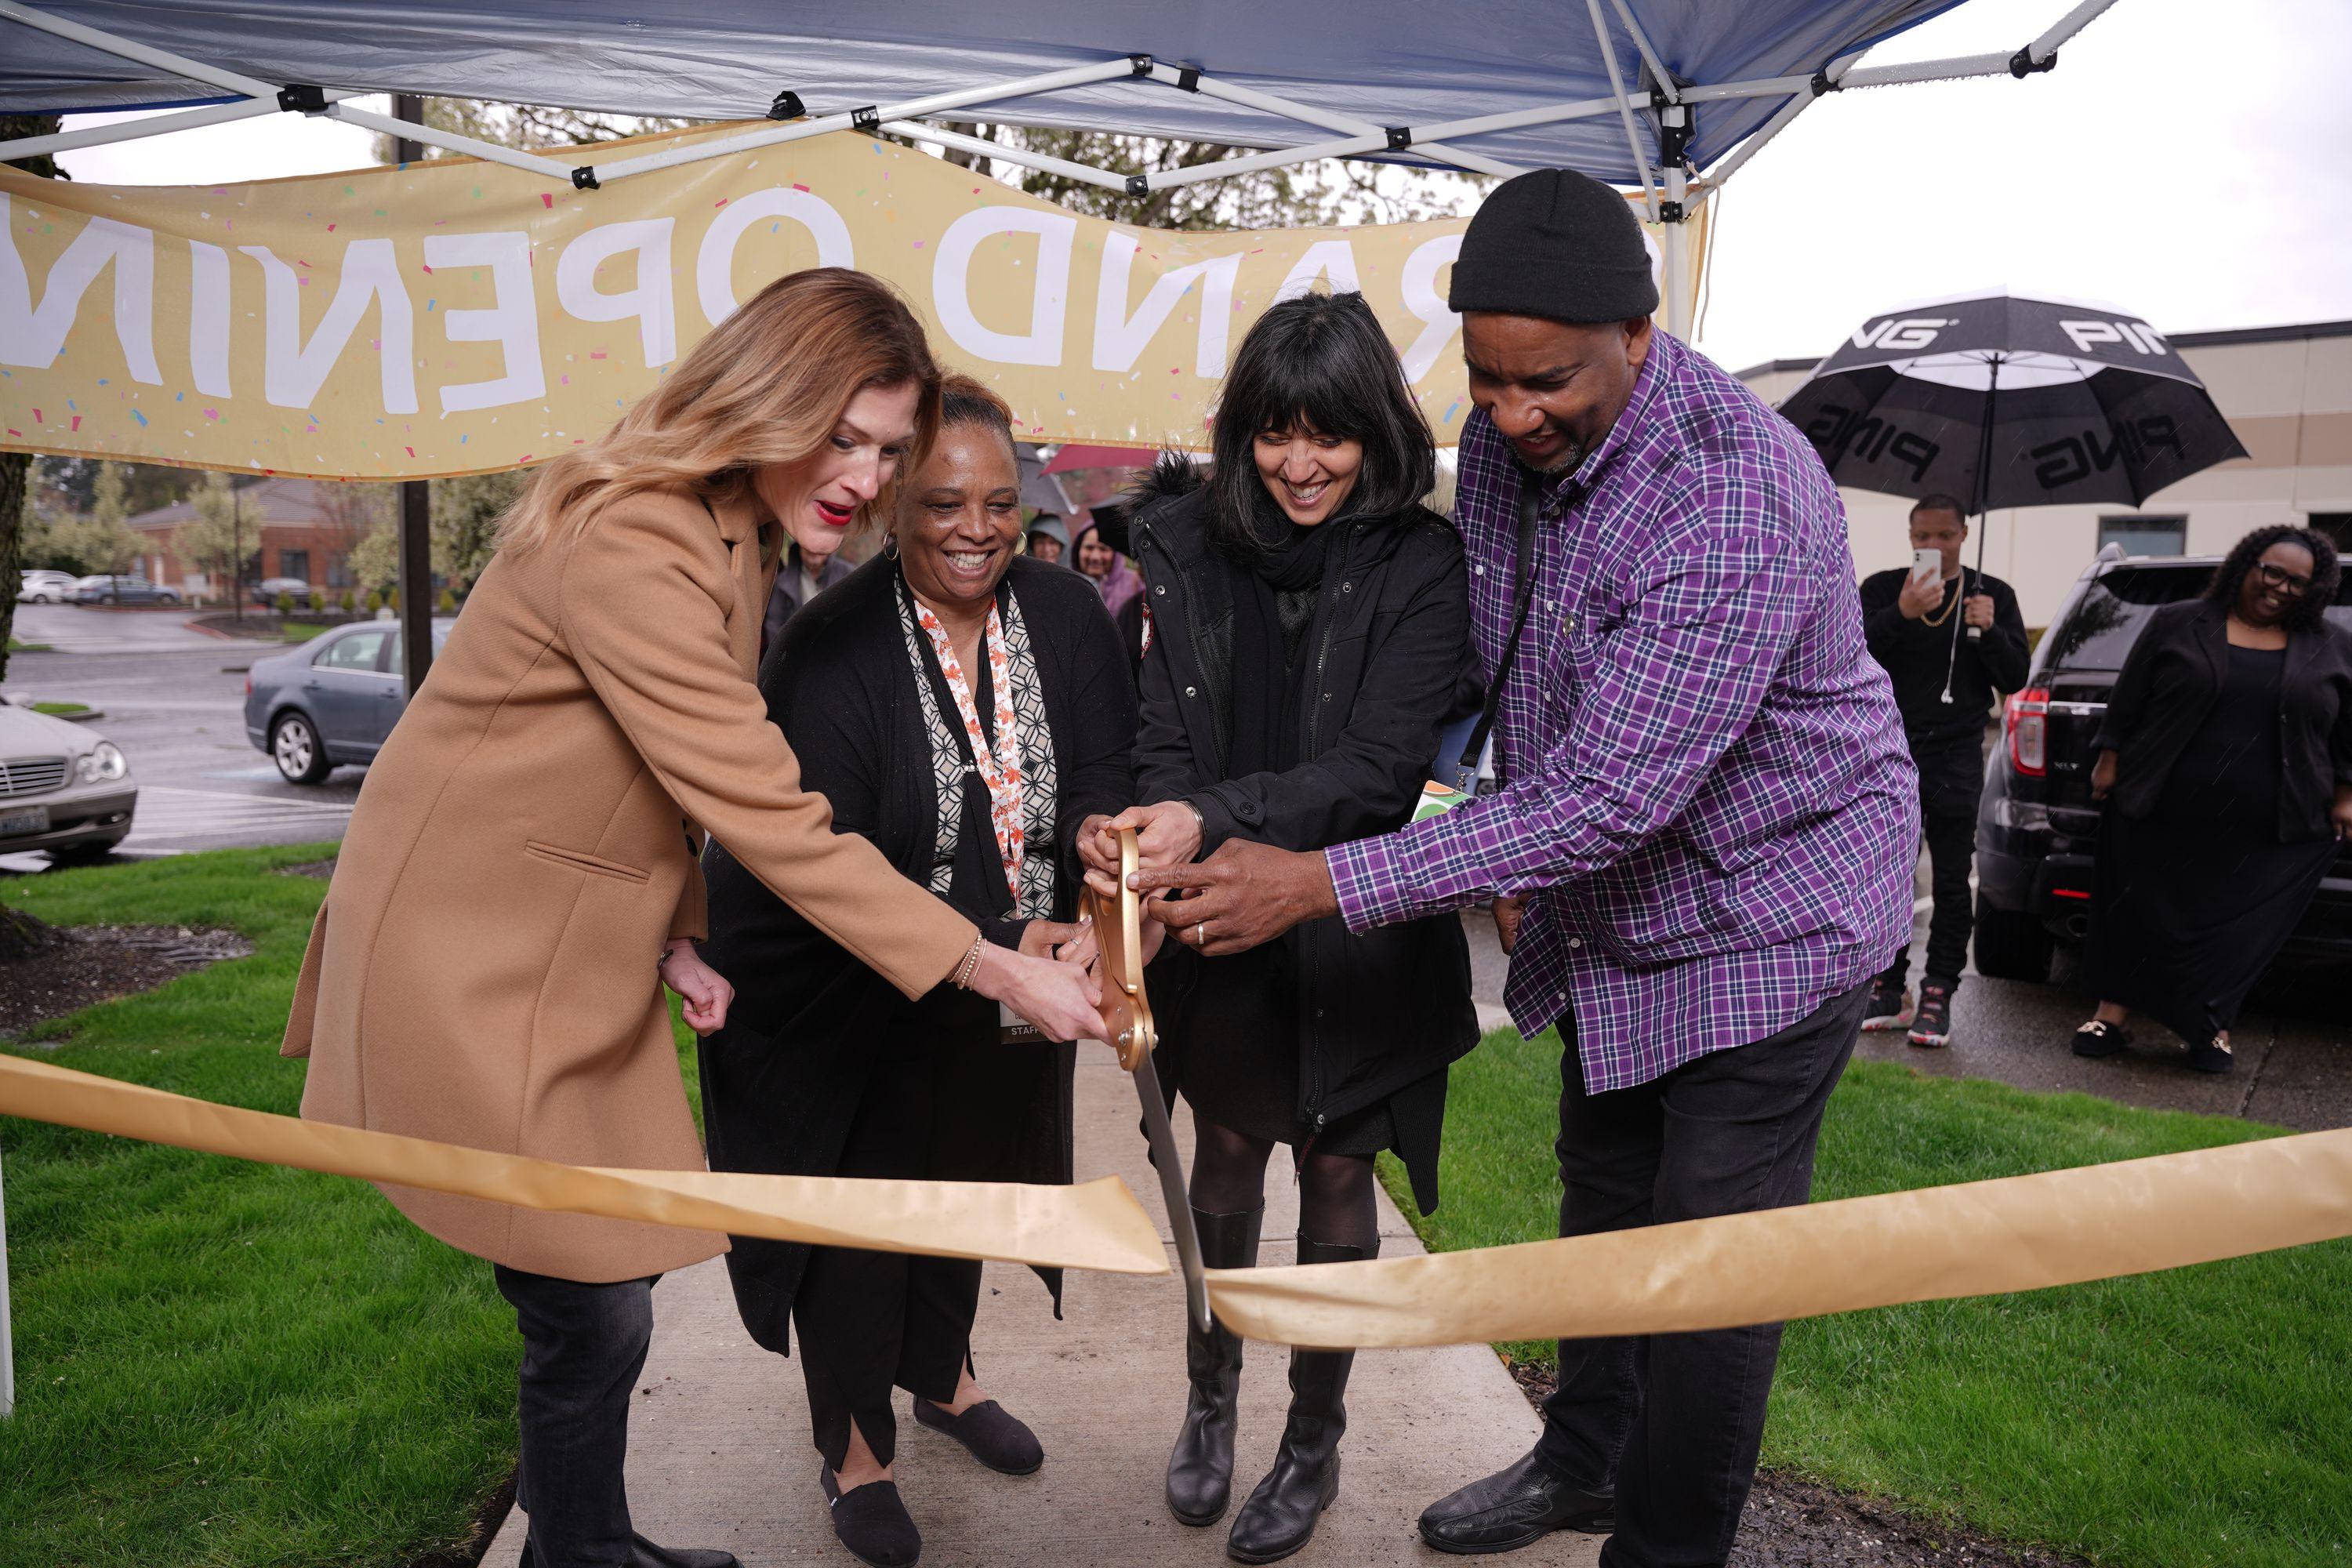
left=1779, top=289, right=2246, bottom=514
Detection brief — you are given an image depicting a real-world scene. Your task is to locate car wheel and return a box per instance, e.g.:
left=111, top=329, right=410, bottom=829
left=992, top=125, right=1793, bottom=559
left=1973, top=904, right=2055, bottom=982
left=158, top=590, right=180, bottom=605
left=271, top=712, right=334, bottom=785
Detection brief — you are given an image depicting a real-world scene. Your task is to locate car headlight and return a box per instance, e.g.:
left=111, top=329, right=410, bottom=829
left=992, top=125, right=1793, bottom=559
left=76, top=741, right=129, bottom=784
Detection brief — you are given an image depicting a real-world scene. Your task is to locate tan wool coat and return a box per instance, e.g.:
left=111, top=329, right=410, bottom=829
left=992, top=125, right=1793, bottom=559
left=282, top=486, right=978, bottom=1283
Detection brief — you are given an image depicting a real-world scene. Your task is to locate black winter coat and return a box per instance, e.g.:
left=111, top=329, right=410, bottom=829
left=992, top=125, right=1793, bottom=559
left=1129, top=463, right=1480, bottom=1212
left=696, top=555, right=1138, bottom=1354
left=2093, top=599, right=2352, bottom=841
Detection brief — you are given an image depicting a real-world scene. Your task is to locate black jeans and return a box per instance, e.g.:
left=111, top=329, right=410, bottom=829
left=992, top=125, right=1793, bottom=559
left=1881, top=730, right=1984, bottom=990
left=1534, top=981, right=1867, bottom=1568
left=495, top=1264, right=658, bottom=1568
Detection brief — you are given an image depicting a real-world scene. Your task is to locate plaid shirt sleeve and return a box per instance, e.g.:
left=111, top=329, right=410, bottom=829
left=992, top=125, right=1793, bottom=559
left=1327, top=518, right=1813, bottom=931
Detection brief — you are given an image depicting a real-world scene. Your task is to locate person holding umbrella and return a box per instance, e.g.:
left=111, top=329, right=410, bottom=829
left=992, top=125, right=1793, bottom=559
left=1857, top=495, right=2030, bottom=1047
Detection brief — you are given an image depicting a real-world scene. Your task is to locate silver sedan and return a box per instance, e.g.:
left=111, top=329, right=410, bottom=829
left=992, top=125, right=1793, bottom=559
left=0, top=702, right=137, bottom=862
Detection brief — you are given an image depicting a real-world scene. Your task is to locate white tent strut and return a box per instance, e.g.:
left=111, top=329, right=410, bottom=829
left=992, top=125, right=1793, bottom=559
left=1584, top=0, right=1660, bottom=220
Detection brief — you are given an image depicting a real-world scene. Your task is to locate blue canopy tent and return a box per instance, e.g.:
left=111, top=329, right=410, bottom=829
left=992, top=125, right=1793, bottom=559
left=0, top=0, right=2128, bottom=342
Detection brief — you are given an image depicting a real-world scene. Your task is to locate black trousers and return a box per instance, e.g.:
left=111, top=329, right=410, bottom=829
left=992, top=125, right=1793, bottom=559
left=1881, top=730, right=1983, bottom=990
left=1534, top=981, right=1867, bottom=1568
left=793, top=1034, right=982, bottom=1472
left=495, top=1264, right=659, bottom=1568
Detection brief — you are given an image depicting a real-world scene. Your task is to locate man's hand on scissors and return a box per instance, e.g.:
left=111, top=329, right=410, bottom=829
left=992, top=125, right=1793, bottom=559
left=1132, top=839, right=1338, bottom=957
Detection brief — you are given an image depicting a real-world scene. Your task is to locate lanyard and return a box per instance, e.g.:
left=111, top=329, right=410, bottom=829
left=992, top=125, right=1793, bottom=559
left=913, top=597, right=1026, bottom=896
left=1452, top=476, right=1550, bottom=788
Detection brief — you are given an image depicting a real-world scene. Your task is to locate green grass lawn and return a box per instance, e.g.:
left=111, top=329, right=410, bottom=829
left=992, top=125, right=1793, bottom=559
left=27, top=701, right=90, bottom=717
left=6, top=638, right=54, bottom=655
left=1382, top=1027, right=2352, bottom=1567
left=279, top=622, right=331, bottom=643
left=0, top=847, right=702, bottom=1568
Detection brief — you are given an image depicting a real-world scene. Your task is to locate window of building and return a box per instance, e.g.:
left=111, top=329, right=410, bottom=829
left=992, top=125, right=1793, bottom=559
left=278, top=549, right=311, bottom=584
left=2097, top=515, right=2187, bottom=557
left=324, top=551, right=352, bottom=588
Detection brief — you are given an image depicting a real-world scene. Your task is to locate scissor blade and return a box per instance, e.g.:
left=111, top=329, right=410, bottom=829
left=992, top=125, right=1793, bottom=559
left=1134, top=1064, right=1210, bottom=1332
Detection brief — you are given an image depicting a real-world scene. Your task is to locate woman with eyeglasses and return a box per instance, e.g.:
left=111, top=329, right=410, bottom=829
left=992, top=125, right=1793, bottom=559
left=2073, top=524, right=2352, bottom=1073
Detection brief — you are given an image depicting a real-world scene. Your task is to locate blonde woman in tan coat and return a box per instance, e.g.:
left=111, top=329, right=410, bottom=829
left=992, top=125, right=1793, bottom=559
left=280, top=269, right=1103, bottom=1568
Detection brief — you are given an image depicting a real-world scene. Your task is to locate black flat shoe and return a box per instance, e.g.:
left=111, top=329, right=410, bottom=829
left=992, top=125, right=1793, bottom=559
left=627, top=1536, right=739, bottom=1568
left=819, top=1467, right=921, bottom=1568
left=913, top=1397, right=1044, bottom=1475
left=2187, top=1034, right=2235, bottom=1075
left=2072, top=1019, right=2132, bottom=1058
left=1417, top=1450, right=1614, bottom=1555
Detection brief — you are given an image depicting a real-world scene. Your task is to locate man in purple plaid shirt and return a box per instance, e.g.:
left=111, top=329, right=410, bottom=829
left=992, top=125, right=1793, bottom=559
left=1138, top=169, right=1916, bottom=1566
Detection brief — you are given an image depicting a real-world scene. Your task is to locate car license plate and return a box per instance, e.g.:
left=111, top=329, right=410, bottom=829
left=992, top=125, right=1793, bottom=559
left=1, top=804, right=49, bottom=836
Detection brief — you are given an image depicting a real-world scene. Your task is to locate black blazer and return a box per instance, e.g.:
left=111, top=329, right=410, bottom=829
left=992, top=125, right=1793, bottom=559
left=2093, top=599, right=2352, bottom=840
left=1128, top=465, right=1480, bottom=1211
left=697, top=554, right=1138, bottom=1354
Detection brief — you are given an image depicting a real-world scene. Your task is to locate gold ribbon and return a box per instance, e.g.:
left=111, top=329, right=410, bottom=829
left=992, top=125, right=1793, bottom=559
left=1207, top=1124, right=2352, bottom=1347
left=9, top=1053, right=2351, bottom=1351
left=0, top=1054, right=1167, bottom=1276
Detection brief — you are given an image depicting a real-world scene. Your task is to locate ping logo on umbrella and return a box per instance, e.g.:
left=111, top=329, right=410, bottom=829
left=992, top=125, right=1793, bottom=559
left=2058, top=318, right=2170, bottom=356
left=1849, top=316, right=1957, bottom=351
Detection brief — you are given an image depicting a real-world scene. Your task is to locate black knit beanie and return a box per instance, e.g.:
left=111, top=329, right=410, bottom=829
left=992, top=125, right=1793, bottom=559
left=1449, top=168, right=1660, bottom=324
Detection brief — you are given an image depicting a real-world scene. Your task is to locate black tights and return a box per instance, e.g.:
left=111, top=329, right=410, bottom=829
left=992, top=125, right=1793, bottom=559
left=1187, top=1117, right=1379, bottom=1254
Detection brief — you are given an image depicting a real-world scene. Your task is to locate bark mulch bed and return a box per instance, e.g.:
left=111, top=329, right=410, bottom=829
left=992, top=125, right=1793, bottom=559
left=1503, top=1361, right=2091, bottom=1568
left=0, top=905, right=254, bottom=1041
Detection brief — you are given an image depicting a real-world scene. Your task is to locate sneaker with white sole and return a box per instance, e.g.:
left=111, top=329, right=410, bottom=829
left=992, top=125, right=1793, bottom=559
left=1861, top=975, right=1912, bottom=1031
left=1907, top=983, right=1954, bottom=1048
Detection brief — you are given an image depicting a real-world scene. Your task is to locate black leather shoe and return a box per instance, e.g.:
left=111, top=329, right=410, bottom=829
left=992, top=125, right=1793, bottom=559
left=820, top=1467, right=922, bottom=1568
left=523, top=1535, right=739, bottom=1567
left=1167, top=1206, right=1263, bottom=1526
left=1417, top=1450, right=1614, bottom=1555
left=1225, top=1237, right=1366, bottom=1564
left=914, top=1396, right=1044, bottom=1475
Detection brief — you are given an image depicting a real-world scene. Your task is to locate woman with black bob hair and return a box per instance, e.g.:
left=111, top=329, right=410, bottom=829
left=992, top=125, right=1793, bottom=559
left=2074, top=522, right=2352, bottom=1073
left=1080, top=289, right=1479, bottom=1563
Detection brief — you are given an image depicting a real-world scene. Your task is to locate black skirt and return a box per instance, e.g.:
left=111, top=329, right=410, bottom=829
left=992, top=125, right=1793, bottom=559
left=2088, top=644, right=2336, bottom=1041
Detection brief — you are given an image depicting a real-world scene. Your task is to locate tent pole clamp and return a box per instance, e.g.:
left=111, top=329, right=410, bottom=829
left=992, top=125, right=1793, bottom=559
left=571, top=165, right=600, bottom=190
left=275, top=83, right=328, bottom=114
left=2009, top=45, right=2056, bottom=76
left=851, top=106, right=882, bottom=133
left=1385, top=126, right=1413, bottom=151
left=1651, top=91, right=1692, bottom=165
left=1809, top=69, right=1842, bottom=96
left=766, top=90, right=805, bottom=121
left=1125, top=173, right=1151, bottom=198
left=1658, top=199, right=1684, bottom=222
left=1128, top=54, right=1155, bottom=77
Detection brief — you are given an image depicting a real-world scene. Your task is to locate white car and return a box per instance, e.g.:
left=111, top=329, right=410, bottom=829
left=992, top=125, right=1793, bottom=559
left=16, top=568, right=78, bottom=604
left=0, top=702, right=136, bottom=862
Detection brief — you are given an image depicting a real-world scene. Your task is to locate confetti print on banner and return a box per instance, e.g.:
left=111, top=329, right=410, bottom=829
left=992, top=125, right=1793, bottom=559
left=0, top=122, right=1699, bottom=480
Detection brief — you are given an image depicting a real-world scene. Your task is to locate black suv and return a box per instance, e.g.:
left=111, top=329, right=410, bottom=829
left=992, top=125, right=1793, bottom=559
left=1973, top=548, right=2352, bottom=982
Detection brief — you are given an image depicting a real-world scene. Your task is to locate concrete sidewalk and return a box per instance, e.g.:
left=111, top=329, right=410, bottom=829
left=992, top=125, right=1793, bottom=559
left=484, top=1053, right=1599, bottom=1568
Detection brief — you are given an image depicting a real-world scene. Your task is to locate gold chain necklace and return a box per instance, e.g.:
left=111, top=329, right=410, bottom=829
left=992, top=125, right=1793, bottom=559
left=1919, top=573, right=1961, bottom=627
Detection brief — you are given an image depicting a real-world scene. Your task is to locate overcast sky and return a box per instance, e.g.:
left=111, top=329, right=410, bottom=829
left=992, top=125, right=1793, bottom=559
left=52, top=0, right=2352, bottom=379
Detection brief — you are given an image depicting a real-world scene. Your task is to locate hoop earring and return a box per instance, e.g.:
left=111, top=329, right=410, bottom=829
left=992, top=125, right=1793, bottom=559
left=881, top=532, right=899, bottom=560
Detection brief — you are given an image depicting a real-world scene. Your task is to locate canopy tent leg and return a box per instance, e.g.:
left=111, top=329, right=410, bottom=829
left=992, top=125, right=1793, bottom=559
left=395, top=96, right=436, bottom=699
left=2, top=1135, right=14, bottom=1419
left=1664, top=166, right=1692, bottom=339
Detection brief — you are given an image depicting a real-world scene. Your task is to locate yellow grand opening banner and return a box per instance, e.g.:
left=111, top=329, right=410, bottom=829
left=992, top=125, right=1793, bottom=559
left=0, top=123, right=1702, bottom=481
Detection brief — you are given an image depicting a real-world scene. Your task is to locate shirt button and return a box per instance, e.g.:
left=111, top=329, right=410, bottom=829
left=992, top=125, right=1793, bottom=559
left=1475, top=564, right=1487, bottom=576
left=1341, top=581, right=1353, bottom=593
left=1567, top=936, right=1583, bottom=949
left=1185, top=685, right=1197, bottom=698
left=1155, top=583, right=1167, bottom=596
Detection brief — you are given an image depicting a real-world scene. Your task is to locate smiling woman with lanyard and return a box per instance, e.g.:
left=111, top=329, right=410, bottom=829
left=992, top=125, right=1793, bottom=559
left=697, top=376, right=1138, bottom=1568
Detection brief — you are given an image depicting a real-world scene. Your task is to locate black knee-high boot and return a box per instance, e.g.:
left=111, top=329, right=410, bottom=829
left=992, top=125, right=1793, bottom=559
left=1225, top=1236, right=1372, bottom=1564
left=1167, top=1206, right=1265, bottom=1526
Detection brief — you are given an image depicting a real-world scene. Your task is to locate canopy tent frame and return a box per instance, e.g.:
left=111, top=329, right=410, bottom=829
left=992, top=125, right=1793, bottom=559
left=0, top=0, right=2126, bottom=343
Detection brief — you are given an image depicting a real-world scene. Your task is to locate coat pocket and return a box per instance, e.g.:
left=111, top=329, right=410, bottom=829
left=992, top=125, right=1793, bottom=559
left=524, top=840, right=653, bottom=884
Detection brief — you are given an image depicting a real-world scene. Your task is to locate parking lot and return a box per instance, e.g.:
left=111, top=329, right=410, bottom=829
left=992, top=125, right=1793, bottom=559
left=3, top=604, right=361, bottom=869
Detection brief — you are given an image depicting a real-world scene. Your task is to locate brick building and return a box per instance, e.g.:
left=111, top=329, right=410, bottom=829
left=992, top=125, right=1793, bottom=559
left=125, top=477, right=390, bottom=602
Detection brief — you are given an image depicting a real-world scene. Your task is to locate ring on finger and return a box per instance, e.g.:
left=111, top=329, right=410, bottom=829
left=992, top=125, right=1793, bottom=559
left=1195, top=922, right=1207, bottom=946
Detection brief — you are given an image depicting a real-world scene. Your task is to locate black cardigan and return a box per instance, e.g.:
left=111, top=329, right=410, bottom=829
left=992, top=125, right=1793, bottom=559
left=2092, top=599, right=2352, bottom=841
left=1128, top=465, right=1481, bottom=1213
left=1858, top=566, right=2031, bottom=742
left=695, top=554, right=1138, bottom=1355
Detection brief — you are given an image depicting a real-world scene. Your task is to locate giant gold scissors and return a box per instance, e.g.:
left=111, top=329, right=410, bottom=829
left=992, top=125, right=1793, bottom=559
left=1084, top=826, right=1210, bottom=1331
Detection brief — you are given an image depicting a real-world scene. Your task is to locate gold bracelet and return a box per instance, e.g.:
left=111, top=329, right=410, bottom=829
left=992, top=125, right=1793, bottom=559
left=951, top=934, right=987, bottom=989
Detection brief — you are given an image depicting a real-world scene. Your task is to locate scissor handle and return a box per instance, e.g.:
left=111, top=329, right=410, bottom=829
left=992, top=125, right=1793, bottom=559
left=1087, top=827, right=1156, bottom=1070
